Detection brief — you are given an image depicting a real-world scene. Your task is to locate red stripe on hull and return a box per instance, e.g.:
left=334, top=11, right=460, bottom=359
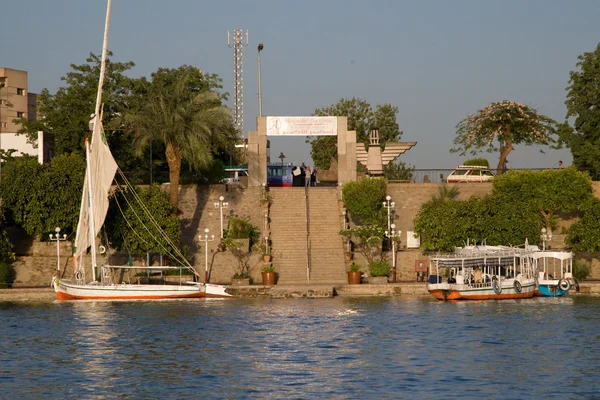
left=55, top=291, right=206, bottom=301
left=429, top=289, right=534, bottom=301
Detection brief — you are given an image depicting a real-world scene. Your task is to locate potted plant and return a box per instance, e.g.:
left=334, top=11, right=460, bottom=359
left=254, top=241, right=272, bottom=262
left=368, top=260, right=391, bottom=284
left=231, top=272, right=251, bottom=286
left=347, top=263, right=362, bottom=284
left=261, top=265, right=276, bottom=285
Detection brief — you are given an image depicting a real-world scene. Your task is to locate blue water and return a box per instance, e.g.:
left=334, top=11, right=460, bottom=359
left=1, top=296, right=599, bottom=399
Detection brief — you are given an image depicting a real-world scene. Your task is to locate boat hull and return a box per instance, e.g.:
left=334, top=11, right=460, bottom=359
left=535, top=284, right=569, bottom=297
left=428, top=281, right=536, bottom=301
left=53, top=279, right=206, bottom=301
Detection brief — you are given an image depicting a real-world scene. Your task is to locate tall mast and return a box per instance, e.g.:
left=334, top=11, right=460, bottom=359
left=95, top=0, right=112, bottom=120
left=89, top=0, right=112, bottom=281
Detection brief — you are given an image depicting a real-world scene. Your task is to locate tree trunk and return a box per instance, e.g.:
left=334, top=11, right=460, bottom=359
left=165, top=142, right=183, bottom=209
left=496, top=139, right=514, bottom=175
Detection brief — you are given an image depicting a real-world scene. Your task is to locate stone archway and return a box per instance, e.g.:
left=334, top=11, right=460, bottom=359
left=247, top=116, right=357, bottom=187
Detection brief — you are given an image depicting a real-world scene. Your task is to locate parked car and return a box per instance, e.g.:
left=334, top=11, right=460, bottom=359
left=446, top=165, right=494, bottom=183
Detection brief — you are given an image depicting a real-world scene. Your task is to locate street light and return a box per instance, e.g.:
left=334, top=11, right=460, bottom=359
left=49, top=227, right=68, bottom=273
left=257, top=43, right=264, bottom=117
left=540, top=227, right=552, bottom=251
left=385, top=223, right=402, bottom=283
left=383, top=195, right=395, bottom=232
left=198, top=228, right=215, bottom=282
left=278, top=152, right=286, bottom=166
left=213, top=195, right=229, bottom=239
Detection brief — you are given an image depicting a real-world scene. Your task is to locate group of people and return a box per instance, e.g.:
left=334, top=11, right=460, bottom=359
left=292, top=162, right=318, bottom=187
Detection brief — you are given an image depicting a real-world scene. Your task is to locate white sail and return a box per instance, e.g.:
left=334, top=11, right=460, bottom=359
left=73, top=116, right=118, bottom=259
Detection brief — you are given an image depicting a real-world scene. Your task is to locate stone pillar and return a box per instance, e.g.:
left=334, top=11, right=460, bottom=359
left=337, top=116, right=348, bottom=184
left=347, top=130, right=357, bottom=182
left=248, top=117, right=268, bottom=187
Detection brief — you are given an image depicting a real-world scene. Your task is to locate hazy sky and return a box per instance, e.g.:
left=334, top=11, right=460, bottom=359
left=3, top=0, right=599, bottom=169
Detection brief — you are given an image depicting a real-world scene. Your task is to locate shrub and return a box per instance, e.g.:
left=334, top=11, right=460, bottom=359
left=573, top=260, right=592, bottom=281
left=342, top=177, right=387, bottom=224
left=349, top=263, right=361, bottom=272
left=368, top=260, right=391, bottom=277
left=463, top=158, right=489, bottom=167
left=226, top=217, right=260, bottom=243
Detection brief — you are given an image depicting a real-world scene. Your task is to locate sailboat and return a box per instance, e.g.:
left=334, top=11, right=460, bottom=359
left=52, top=0, right=231, bottom=300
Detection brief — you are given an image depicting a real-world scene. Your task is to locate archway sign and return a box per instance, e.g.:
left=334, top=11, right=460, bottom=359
left=247, top=116, right=357, bottom=187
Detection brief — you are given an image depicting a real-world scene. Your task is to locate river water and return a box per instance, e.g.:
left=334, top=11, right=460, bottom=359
left=1, top=296, right=599, bottom=399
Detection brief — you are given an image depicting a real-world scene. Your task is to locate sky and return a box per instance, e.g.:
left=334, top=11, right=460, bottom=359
left=3, top=0, right=599, bottom=170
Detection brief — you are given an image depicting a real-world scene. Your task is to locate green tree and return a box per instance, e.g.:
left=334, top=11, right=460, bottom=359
left=0, top=154, right=85, bottom=237
left=453, top=100, right=557, bottom=174
left=0, top=213, right=15, bottom=288
left=308, top=97, right=403, bottom=170
left=124, top=66, right=236, bottom=208
left=383, top=161, right=414, bottom=182
left=342, top=177, right=387, bottom=225
left=16, top=52, right=136, bottom=160
left=105, top=185, right=181, bottom=255
left=560, top=43, right=600, bottom=179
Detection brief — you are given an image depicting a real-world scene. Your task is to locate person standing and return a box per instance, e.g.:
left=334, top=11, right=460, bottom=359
left=305, top=166, right=311, bottom=187
left=311, top=167, right=317, bottom=186
left=300, top=162, right=306, bottom=185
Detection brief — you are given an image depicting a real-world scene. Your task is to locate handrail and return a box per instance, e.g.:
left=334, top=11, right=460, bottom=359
left=305, top=185, right=311, bottom=282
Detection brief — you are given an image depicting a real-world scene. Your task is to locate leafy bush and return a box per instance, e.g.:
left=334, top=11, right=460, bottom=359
left=566, top=198, right=600, bottom=252
left=105, top=184, right=180, bottom=255
left=573, top=260, right=592, bottom=281
left=368, top=260, right=391, bottom=277
left=342, top=177, right=387, bottom=224
left=226, top=217, right=260, bottom=243
left=463, top=158, right=489, bottom=167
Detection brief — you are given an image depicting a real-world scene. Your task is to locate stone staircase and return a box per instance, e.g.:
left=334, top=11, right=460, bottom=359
left=269, top=188, right=310, bottom=283
left=307, top=188, right=347, bottom=284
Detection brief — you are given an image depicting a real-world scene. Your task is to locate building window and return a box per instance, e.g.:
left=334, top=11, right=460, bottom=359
left=1, top=122, right=7, bottom=129
left=17, top=88, right=25, bottom=96
left=17, top=111, right=25, bottom=118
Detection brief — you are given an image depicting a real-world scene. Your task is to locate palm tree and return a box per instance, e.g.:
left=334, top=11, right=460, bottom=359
left=126, top=67, right=234, bottom=208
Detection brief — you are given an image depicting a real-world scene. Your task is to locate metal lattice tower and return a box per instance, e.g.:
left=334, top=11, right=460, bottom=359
left=228, top=29, right=248, bottom=134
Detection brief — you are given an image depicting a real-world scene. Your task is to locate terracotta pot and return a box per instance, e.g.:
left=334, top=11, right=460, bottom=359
left=262, top=272, right=276, bottom=285
left=345, top=252, right=353, bottom=261
left=347, top=271, right=361, bottom=285
left=263, top=255, right=272, bottom=262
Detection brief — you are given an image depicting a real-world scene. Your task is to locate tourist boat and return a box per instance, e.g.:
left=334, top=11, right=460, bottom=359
left=532, top=250, right=578, bottom=297
left=427, top=245, right=537, bottom=301
left=53, top=0, right=231, bottom=300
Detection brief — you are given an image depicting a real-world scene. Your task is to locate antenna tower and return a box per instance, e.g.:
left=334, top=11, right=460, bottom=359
left=227, top=29, right=248, bottom=134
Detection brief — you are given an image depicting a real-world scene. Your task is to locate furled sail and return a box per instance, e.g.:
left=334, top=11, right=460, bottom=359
left=73, top=115, right=118, bottom=258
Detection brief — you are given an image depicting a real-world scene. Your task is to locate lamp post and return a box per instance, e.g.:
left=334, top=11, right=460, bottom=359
left=342, top=210, right=351, bottom=252
left=257, top=43, right=264, bottom=117
left=49, top=227, right=68, bottom=273
left=199, top=228, right=215, bottom=282
left=383, top=195, right=395, bottom=232
left=213, top=195, right=229, bottom=239
left=0, top=81, right=5, bottom=181
left=278, top=152, right=286, bottom=166
left=540, top=227, right=552, bottom=251
left=385, top=223, right=401, bottom=283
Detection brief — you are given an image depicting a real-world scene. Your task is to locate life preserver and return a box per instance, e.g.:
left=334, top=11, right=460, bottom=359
left=98, top=245, right=106, bottom=254
left=75, top=271, right=83, bottom=281
left=493, top=278, right=502, bottom=294
left=513, top=280, right=522, bottom=293
left=559, top=278, right=571, bottom=291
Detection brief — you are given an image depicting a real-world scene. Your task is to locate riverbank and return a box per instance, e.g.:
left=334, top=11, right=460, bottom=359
left=2, top=281, right=600, bottom=301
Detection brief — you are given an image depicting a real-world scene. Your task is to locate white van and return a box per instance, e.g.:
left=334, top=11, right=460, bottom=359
left=222, top=167, right=248, bottom=185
